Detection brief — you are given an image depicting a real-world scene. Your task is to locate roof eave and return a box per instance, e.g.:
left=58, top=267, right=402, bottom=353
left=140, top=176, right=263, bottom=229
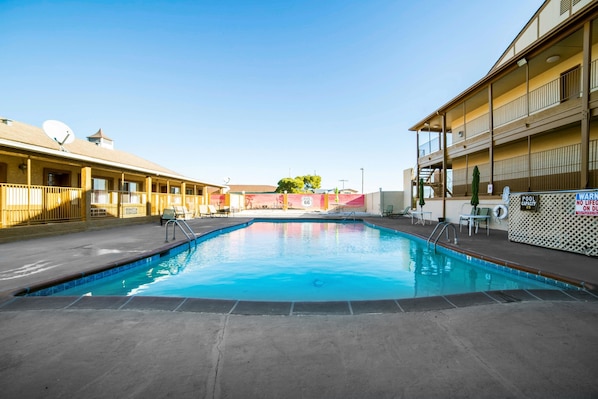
left=0, top=138, right=226, bottom=188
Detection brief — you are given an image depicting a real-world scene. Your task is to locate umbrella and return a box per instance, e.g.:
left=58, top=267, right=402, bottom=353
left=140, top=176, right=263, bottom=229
left=470, top=166, right=480, bottom=211
left=418, top=178, right=425, bottom=211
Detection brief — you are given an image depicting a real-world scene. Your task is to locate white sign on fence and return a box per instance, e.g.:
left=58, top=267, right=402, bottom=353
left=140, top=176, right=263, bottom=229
left=575, top=192, right=598, bottom=215
left=301, top=196, right=313, bottom=208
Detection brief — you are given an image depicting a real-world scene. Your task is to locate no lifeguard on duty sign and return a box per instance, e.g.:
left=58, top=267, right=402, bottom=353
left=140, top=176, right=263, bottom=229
left=575, top=192, right=598, bottom=216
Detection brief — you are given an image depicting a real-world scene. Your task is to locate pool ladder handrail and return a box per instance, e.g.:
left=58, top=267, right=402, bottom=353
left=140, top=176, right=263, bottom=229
left=427, top=222, right=458, bottom=253
left=342, top=211, right=356, bottom=221
left=165, top=219, right=197, bottom=249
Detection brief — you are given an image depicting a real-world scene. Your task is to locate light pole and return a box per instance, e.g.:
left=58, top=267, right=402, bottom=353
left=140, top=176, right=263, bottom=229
left=360, top=168, right=364, bottom=194
left=339, top=179, right=348, bottom=190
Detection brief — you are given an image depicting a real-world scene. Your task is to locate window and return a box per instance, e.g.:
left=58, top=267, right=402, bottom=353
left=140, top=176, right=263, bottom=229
left=121, top=181, right=141, bottom=204
left=92, top=178, right=111, bottom=204
left=45, top=169, right=71, bottom=186
left=0, top=163, right=6, bottom=183
left=561, top=0, right=582, bottom=15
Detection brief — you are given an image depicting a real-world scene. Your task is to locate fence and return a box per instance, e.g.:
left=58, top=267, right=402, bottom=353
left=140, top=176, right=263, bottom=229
left=0, top=184, right=82, bottom=227
left=508, top=190, right=598, bottom=256
left=210, top=193, right=366, bottom=212
left=0, top=183, right=209, bottom=227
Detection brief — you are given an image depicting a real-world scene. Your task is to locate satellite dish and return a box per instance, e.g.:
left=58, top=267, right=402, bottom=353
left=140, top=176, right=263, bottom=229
left=43, top=120, right=75, bottom=150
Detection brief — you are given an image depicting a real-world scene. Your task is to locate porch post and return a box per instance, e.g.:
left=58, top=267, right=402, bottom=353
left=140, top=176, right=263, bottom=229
left=580, top=20, right=592, bottom=188
left=146, top=176, right=152, bottom=216
left=488, top=83, right=494, bottom=195
left=81, top=166, right=92, bottom=222
left=441, top=113, right=447, bottom=219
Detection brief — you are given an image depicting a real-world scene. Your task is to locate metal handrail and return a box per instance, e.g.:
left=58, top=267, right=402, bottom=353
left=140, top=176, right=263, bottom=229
left=165, top=219, right=197, bottom=249
left=427, top=222, right=458, bottom=253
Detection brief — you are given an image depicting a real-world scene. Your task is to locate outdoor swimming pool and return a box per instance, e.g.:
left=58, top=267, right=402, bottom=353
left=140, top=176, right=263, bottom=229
left=35, top=221, right=573, bottom=302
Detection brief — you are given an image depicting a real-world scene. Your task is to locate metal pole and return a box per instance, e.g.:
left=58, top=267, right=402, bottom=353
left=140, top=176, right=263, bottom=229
left=360, top=168, right=364, bottom=194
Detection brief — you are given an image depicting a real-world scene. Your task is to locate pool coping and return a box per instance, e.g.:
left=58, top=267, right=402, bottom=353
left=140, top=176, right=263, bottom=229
left=3, top=217, right=598, bottom=314
left=1, top=289, right=597, bottom=315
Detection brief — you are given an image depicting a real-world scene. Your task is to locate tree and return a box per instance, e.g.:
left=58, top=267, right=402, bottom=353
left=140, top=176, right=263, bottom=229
left=276, top=175, right=322, bottom=193
left=302, top=175, right=321, bottom=192
left=276, top=177, right=304, bottom=193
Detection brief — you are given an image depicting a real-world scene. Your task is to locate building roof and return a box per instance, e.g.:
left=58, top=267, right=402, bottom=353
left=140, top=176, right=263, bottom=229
left=87, top=128, right=113, bottom=141
left=0, top=117, right=225, bottom=187
left=408, top=0, right=598, bottom=132
left=227, top=184, right=278, bottom=193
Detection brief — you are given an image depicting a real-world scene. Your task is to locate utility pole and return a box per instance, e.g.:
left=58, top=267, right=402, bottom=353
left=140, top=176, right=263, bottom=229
left=360, top=168, right=364, bottom=194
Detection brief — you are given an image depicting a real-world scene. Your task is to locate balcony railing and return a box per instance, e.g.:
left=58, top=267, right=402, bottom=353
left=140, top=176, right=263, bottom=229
left=0, top=184, right=82, bottom=227
left=1, top=184, right=206, bottom=227
left=418, top=136, right=441, bottom=157
left=493, top=95, right=527, bottom=127
left=467, top=113, right=490, bottom=137
left=493, top=68, right=581, bottom=129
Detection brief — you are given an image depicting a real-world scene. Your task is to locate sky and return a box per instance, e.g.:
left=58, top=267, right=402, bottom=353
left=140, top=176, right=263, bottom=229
left=1, top=0, right=542, bottom=193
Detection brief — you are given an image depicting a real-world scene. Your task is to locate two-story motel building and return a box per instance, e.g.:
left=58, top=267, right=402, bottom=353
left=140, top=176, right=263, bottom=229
left=408, top=0, right=597, bottom=255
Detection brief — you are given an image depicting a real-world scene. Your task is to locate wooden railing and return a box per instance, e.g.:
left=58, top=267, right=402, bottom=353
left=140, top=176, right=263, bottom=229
left=0, top=184, right=82, bottom=227
left=0, top=184, right=206, bottom=227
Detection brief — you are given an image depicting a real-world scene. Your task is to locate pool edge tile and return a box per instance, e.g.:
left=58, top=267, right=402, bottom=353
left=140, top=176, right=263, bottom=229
left=292, top=301, right=351, bottom=315
left=398, top=297, right=456, bottom=312
left=232, top=301, right=292, bottom=316
left=350, top=300, right=402, bottom=314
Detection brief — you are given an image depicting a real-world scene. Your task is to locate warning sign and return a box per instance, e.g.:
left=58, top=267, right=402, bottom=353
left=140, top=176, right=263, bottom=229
left=575, top=192, right=598, bottom=215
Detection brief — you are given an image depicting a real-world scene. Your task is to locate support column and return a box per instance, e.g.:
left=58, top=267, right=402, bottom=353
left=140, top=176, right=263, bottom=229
left=26, top=157, right=31, bottom=224
left=146, top=176, right=152, bottom=216
left=119, top=172, right=124, bottom=218
left=166, top=180, right=171, bottom=208
left=580, top=20, right=592, bottom=188
left=81, top=166, right=92, bottom=222
left=441, top=114, right=447, bottom=219
left=488, top=83, right=495, bottom=195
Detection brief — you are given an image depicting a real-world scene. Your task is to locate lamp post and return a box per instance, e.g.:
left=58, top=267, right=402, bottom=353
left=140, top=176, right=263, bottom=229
left=360, top=168, right=364, bottom=194
left=339, top=179, right=348, bottom=190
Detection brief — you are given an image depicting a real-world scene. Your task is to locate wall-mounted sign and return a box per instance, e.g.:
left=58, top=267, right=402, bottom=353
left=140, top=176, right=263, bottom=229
left=301, top=196, right=313, bottom=208
left=520, top=194, right=539, bottom=211
left=125, top=207, right=138, bottom=215
left=575, top=192, right=598, bottom=215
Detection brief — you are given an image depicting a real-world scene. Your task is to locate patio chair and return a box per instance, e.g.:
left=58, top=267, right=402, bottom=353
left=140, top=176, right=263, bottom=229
left=198, top=205, right=209, bottom=217
left=476, top=207, right=491, bottom=232
left=383, top=205, right=394, bottom=217
left=459, top=206, right=477, bottom=232
left=388, top=206, right=411, bottom=218
left=174, top=206, right=193, bottom=220
left=207, top=205, right=218, bottom=217
left=160, top=208, right=176, bottom=226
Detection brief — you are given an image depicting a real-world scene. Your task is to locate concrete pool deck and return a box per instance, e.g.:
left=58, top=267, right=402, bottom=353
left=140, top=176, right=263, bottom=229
left=1, top=213, right=597, bottom=398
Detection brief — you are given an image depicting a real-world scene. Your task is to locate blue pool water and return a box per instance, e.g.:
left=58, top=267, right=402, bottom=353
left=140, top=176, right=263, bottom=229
left=42, top=221, right=571, bottom=301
